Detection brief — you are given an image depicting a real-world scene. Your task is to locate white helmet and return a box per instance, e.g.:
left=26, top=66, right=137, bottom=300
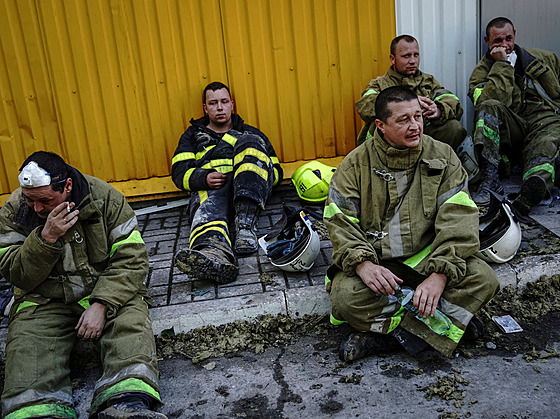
left=478, top=198, right=522, bottom=264
left=259, top=207, right=320, bottom=272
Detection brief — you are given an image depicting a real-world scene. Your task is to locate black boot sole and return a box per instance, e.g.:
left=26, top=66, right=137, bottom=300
left=175, top=249, right=238, bottom=284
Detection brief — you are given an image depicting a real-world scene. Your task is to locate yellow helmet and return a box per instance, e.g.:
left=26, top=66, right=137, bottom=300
left=291, top=161, right=336, bottom=202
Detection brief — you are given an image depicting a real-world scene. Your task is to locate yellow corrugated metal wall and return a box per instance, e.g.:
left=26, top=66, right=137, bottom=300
left=0, top=0, right=395, bottom=202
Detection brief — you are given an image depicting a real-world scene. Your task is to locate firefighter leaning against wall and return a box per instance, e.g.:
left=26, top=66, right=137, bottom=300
left=171, top=81, right=283, bottom=284
left=0, top=151, right=165, bottom=419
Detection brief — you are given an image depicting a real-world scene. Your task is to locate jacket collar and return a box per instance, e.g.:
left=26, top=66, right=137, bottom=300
left=373, top=129, right=423, bottom=170
left=388, top=66, right=423, bottom=80
left=189, top=113, right=245, bottom=136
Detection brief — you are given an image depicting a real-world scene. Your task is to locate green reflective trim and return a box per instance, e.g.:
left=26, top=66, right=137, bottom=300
left=443, top=191, right=476, bottom=208
left=15, top=301, right=39, bottom=314
left=434, top=93, right=459, bottom=101
left=0, top=246, right=10, bottom=259
left=475, top=119, right=500, bottom=146
left=171, top=152, right=194, bottom=166
left=523, top=163, right=555, bottom=182
left=363, top=88, right=377, bottom=97
left=109, top=230, right=144, bottom=258
left=324, top=274, right=331, bottom=287
left=365, top=130, right=373, bottom=140
left=5, top=403, right=77, bottom=419
left=323, top=203, right=360, bottom=224
left=472, top=87, right=483, bottom=105
left=447, top=323, right=464, bottom=343
left=222, top=133, right=238, bottom=146
left=78, top=295, right=91, bottom=310
left=501, top=154, right=509, bottom=163
left=403, top=245, right=431, bottom=268
left=387, top=306, right=405, bottom=333
left=92, top=378, right=161, bottom=414
left=330, top=314, right=347, bottom=325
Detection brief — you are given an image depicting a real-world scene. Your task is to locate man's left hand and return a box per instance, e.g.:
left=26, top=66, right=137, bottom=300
left=418, top=96, right=441, bottom=119
left=76, top=302, right=107, bottom=340
left=413, top=273, right=447, bottom=318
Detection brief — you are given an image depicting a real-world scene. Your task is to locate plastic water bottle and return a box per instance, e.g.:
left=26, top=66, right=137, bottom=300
left=390, top=287, right=452, bottom=336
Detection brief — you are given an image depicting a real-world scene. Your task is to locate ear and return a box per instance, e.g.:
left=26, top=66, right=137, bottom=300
left=203, top=103, right=208, bottom=114
left=65, top=177, right=73, bottom=193
left=484, top=35, right=489, bottom=46
left=389, top=54, right=396, bottom=66
left=375, top=119, right=385, bottom=134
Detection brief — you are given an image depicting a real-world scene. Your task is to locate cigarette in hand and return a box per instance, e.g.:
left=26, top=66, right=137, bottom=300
left=67, top=203, right=71, bottom=213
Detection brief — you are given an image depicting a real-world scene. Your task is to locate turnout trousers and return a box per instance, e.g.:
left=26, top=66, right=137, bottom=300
left=188, top=132, right=275, bottom=257
left=327, top=257, right=500, bottom=357
left=473, top=98, right=560, bottom=193
left=1, top=295, right=160, bottom=418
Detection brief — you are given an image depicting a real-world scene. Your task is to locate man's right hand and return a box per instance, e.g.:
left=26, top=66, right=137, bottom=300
left=206, top=172, right=227, bottom=189
left=490, top=46, right=508, bottom=61
left=41, top=202, right=79, bottom=243
left=356, top=260, right=403, bottom=296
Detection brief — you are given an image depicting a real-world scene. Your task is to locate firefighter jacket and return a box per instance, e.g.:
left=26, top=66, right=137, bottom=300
left=469, top=45, right=560, bottom=112
left=356, top=67, right=464, bottom=126
left=324, top=129, right=479, bottom=286
left=171, top=113, right=283, bottom=192
left=0, top=166, right=149, bottom=319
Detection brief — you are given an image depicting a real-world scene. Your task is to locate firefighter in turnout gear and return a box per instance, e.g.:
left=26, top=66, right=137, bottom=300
left=324, top=87, right=499, bottom=361
left=172, top=82, right=283, bottom=284
left=469, top=17, right=560, bottom=217
left=356, top=35, right=466, bottom=149
left=0, top=152, right=165, bottom=419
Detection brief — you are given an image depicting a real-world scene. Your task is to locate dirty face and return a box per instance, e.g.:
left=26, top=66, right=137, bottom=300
left=203, top=88, right=234, bottom=131
left=375, top=99, right=423, bottom=149
left=21, top=179, right=72, bottom=218
left=485, top=23, right=516, bottom=56
left=390, top=40, right=420, bottom=77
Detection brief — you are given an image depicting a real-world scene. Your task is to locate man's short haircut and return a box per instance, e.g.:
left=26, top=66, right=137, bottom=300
left=485, top=17, right=515, bottom=38
left=20, top=151, right=69, bottom=192
left=390, top=34, right=418, bottom=55
left=202, top=81, right=231, bottom=104
left=375, top=86, right=418, bottom=123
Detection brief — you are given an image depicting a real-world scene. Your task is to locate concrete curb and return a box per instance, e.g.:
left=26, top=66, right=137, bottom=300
left=149, top=254, right=560, bottom=336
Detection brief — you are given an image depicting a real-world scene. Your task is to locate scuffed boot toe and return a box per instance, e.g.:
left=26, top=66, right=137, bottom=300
left=175, top=248, right=238, bottom=284
left=338, top=332, right=400, bottom=362
left=234, top=227, right=259, bottom=255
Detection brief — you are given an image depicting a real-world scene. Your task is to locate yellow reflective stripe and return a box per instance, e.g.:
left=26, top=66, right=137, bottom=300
left=403, top=245, right=431, bottom=268
left=196, top=145, right=215, bottom=160
left=523, top=163, right=555, bottom=182
left=273, top=167, right=280, bottom=186
left=323, top=202, right=360, bottom=224
left=235, top=163, right=268, bottom=181
left=330, top=314, right=347, bottom=325
left=202, top=159, right=233, bottom=169
left=5, top=403, right=77, bottom=419
left=110, top=230, right=144, bottom=258
left=198, top=190, right=208, bottom=204
left=222, top=133, right=238, bottom=146
left=271, top=156, right=280, bottom=165
left=183, top=168, right=195, bottom=190
left=363, top=88, right=377, bottom=97
left=0, top=246, right=10, bottom=259
left=15, top=301, right=39, bottom=314
left=435, top=93, right=459, bottom=101
left=473, top=87, right=483, bottom=105
left=78, top=295, right=91, bottom=310
left=443, top=191, right=477, bottom=208
left=171, top=152, right=195, bottom=166
left=447, top=323, right=464, bottom=343
left=234, top=148, right=271, bottom=166
left=387, top=306, right=406, bottom=333
left=190, top=221, right=231, bottom=247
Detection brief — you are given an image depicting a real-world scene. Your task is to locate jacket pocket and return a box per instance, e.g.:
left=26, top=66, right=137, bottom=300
left=419, top=158, right=446, bottom=219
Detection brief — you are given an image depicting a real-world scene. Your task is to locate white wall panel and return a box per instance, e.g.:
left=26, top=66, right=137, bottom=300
left=395, top=0, right=478, bottom=131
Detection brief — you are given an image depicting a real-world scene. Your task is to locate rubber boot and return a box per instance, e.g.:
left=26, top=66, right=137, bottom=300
left=512, top=175, right=546, bottom=219
left=338, top=331, right=401, bottom=362
left=175, top=245, right=238, bottom=284
left=98, top=395, right=167, bottom=419
left=470, top=159, right=502, bottom=207
left=234, top=198, right=259, bottom=255
left=391, top=327, right=429, bottom=356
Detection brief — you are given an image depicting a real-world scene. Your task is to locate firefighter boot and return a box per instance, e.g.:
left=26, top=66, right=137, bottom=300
left=512, top=175, right=547, bottom=219
left=175, top=245, right=238, bottom=284
left=98, top=394, right=167, bottom=419
left=338, top=332, right=401, bottom=362
left=471, top=159, right=502, bottom=207
left=234, top=198, right=259, bottom=255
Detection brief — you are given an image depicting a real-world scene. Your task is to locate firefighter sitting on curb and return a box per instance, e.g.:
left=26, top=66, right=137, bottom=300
left=324, top=86, right=500, bottom=362
left=0, top=151, right=165, bottom=419
left=172, top=81, right=283, bottom=284
left=468, top=17, right=560, bottom=218
left=355, top=34, right=466, bottom=149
